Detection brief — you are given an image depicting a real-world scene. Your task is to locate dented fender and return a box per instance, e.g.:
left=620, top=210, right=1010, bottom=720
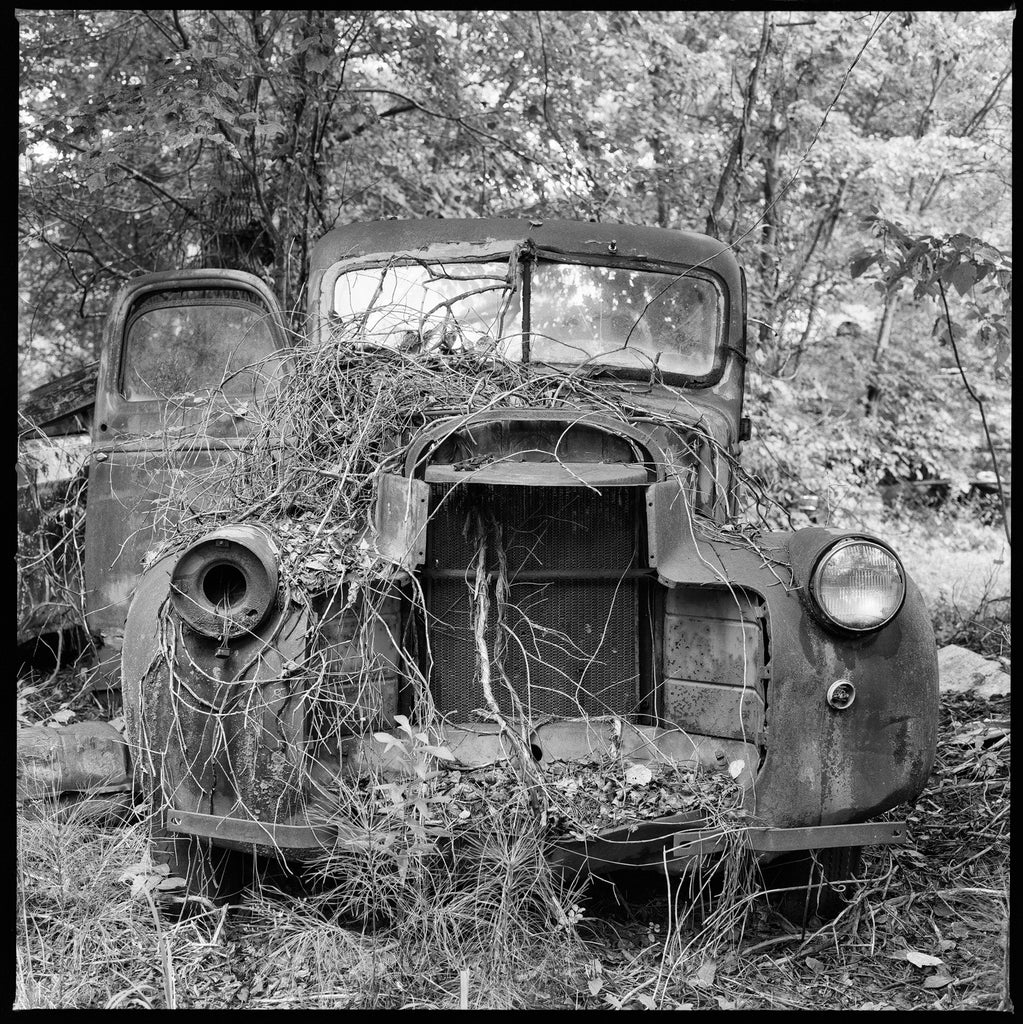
left=648, top=483, right=938, bottom=830
left=122, top=558, right=308, bottom=826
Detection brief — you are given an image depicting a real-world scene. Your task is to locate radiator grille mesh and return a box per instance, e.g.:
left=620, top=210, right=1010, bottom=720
left=426, top=484, right=641, bottom=719
left=427, top=484, right=635, bottom=573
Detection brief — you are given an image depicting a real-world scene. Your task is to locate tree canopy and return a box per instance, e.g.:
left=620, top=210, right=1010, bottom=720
left=18, top=9, right=1012, bottom=524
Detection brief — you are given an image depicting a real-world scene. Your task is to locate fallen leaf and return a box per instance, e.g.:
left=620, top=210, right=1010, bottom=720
left=715, top=996, right=736, bottom=1010
left=805, top=956, right=825, bottom=972
left=689, top=960, right=716, bottom=988
left=923, top=973, right=953, bottom=989
left=587, top=978, right=603, bottom=996
left=635, top=994, right=657, bottom=1010
left=129, top=874, right=166, bottom=898
left=422, top=744, right=456, bottom=761
left=119, top=859, right=169, bottom=884
left=888, top=948, right=943, bottom=968
left=625, top=763, right=653, bottom=787
left=727, top=758, right=745, bottom=779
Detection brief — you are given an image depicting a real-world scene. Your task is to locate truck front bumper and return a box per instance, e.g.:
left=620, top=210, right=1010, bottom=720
left=549, top=815, right=906, bottom=875
left=164, top=807, right=907, bottom=872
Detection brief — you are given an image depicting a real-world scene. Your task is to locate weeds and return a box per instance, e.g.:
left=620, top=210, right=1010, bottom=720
left=931, top=580, right=1011, bottom=661
left=20, top=604, right=1007, bottom=1009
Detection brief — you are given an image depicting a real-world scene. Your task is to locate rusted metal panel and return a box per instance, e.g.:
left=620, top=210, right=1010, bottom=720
left=663, top=679, right=764, bottom=742
left=404, top=409, right=670, bottom=481
left=653, top=525, right=939, bottom=829
left=165, top=809, right=335, bottom=850
left=661, top=586, right=766, bottom=742
left=424, top=461, right=649, bottom=487
left=85, top=444, right=242, bottom=657
left=310, top=586, right=402, bottom=730
left=310, top=219, right=741, bottom=280
left=664, top=595, right=762, bottom=687
left=373, top=472, right=428, bottom=568
left=745, top=820, right=907, bottom=852
left=164, top=810, right=908, bottom=865
left=645, top=479, right=725, bottom=580
left=670, top=819, right=908, bottom=857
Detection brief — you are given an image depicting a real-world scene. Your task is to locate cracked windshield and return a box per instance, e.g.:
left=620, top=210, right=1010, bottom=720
left=333, top=260, right=721, bottom=376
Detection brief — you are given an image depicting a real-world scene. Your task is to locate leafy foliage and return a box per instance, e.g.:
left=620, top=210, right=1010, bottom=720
left=851, top=215, right=1011, bottom=378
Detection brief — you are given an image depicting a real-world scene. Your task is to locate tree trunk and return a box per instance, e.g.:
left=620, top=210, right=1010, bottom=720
left=758, top=110, right=783, bottom=353
left=705, top=12, right=772, bottom=239
left=865, top=288, right=900, bottom=416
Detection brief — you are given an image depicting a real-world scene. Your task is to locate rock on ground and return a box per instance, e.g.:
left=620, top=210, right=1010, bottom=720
left=17, top=721, right=130, bottom=801
left=937, top=644, right=1011, bottom=699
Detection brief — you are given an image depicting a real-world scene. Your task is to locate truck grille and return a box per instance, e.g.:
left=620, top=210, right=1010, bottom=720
left=425, top=484, right=641, bottom=720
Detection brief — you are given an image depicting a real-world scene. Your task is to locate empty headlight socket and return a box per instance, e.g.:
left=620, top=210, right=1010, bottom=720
left=170, top=525, right=280, bottom=642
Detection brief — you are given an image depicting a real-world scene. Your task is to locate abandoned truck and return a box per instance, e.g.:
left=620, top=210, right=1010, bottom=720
left=24, top=218, right=939, bottom=911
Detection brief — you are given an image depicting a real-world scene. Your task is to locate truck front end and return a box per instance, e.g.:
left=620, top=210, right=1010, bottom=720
left=119, top=220, right=937, bottom=900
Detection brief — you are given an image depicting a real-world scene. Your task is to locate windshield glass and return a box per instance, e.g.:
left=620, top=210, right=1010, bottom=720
left=332, top=258, right=721, bottom=376
left=333, top=262, right=520, bottom=357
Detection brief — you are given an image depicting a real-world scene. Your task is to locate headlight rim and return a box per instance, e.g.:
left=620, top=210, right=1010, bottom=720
left=169, top=525, right=280, bottom=640
left=809, top=536, right=907, bottom=634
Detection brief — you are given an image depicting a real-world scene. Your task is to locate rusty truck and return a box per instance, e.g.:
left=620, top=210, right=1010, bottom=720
left=18, top=219, right=939, bottom=916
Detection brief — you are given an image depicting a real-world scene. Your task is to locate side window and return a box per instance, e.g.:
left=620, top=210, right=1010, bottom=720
left=121, top=288, right=280, bottom=401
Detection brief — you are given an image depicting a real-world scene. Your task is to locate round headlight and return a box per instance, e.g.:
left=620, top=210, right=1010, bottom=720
left=810, top=538, right=905, bottom=631
left=170, top=525, right=279, bottom=640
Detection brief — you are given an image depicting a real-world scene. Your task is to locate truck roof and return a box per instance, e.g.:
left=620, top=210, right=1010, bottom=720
left=309, top=217, right=738, bottom=276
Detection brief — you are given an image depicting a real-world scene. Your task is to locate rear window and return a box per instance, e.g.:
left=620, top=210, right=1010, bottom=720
left=121, top=289, right=279, bottom=401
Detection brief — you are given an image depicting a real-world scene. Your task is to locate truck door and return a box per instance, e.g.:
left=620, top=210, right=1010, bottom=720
left=84, top=270, right=289, bottom=685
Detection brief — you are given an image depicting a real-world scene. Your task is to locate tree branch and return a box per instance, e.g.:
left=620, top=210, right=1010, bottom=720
left=937, top=280, right=1010, bottom=546
left=171, top=9, right=189, bottom=49
left=705, top=12, right=772, bottom=239
left=46, top=135, right=208, bottom=227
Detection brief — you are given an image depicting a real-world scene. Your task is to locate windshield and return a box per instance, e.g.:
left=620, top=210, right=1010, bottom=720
left=332, top=258, right=721, bottom=377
